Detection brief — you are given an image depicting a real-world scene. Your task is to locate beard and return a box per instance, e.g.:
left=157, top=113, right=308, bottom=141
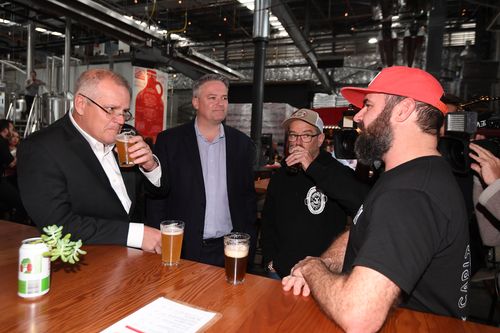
left=354, top=104, right=394, bottom=166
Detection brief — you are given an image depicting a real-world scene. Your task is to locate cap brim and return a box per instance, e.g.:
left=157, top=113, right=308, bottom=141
left=340, top=87, right=381, bottom=109
left=341, top=86, right=449, bottom=114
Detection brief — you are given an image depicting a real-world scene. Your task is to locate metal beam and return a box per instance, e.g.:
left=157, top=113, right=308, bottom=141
left=270, top=0, right=332, bottom=93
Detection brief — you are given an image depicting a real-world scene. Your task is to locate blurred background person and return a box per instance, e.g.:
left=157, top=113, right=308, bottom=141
left=470, top=142, right=500, bottom=247
left=24, top=70, right=46, bottom=118
left=0, top=119, right=27, bottom=223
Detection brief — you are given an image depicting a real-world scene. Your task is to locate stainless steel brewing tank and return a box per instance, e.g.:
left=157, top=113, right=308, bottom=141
left=42, top=93, right=65, bottom=125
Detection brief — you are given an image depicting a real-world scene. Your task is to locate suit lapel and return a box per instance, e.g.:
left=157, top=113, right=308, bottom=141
left=113, top=150, right=136, bottom=210
left=63, top=115, right=129, bottom=214
left=224, top=125, right=234, bottom=199
left=185, top=121, right=206, bottom=194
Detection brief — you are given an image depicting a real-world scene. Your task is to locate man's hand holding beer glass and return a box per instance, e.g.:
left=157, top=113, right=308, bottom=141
left=285, top=145, right=316, bottom=171
left=115, top=129, right=161, bottom=254
left=116, top=132, right=158, bottom=172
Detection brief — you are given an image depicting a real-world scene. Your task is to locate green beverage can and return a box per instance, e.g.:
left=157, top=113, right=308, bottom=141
left=18, top=237, right=50, bottom=298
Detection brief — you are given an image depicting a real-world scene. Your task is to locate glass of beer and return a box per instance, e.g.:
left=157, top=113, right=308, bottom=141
left=160, top=220, right=184, bottom=266
left=115, top=130, right=135, bottom=167
left=224, top=232, right=250, bottom=285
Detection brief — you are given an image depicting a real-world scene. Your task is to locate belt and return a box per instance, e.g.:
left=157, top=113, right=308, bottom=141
left=202, top=237, right=224, bottom=246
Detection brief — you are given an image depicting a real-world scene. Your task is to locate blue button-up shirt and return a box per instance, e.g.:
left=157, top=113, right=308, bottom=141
left=195, top=118, right=233, bottom=239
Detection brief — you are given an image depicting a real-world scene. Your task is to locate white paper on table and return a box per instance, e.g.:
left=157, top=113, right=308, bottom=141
left=100, top=297, right=219, bottom=333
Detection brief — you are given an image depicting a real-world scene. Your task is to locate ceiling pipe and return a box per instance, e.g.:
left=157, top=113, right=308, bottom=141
left=16, top=0, right=162, bottom=45
left=270, top=0, right=333, bottom=93
left=26, top=23, right=34, bottom=80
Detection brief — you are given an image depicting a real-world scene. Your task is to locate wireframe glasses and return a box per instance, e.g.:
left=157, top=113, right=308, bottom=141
left=79, top=93, right=133, bottom=122
left=288, top=133, right=320, bottom=143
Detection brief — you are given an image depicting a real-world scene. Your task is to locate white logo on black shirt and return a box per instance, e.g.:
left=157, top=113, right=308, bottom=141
left=458, top=244, right=470, bottom=310
left=304, top=186, right=327, bottom=215
left=353, top=205, right=363, bottom=225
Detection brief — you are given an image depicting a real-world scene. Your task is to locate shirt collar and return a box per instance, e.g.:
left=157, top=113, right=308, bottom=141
left=194, top=117, right=225, bottom=143
left=69, top=109, right=115, bottom=155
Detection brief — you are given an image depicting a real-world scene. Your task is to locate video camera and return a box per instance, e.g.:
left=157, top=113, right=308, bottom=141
left=438, top=96, right=500, bottom=174
left=332, top=105, right=359, bottom=160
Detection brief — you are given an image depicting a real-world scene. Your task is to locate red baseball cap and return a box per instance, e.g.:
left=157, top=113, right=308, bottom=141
left=340, top=66, right=448, bottom=114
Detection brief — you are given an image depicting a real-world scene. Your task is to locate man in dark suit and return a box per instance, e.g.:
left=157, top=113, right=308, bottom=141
left=148, top=74, right=256, bottom=267
left=18, top=69, right=163, bottom=253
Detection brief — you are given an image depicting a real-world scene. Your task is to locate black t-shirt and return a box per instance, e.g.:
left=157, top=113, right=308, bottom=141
left=261, top=150, right=369, bottom=277
left=343, top=156, right=470, bottom=318
left=0, top=137, right=13, bottom=176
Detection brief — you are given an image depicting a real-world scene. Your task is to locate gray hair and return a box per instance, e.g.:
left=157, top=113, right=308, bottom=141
left=192, top=74, right=229, bottom=97
left=75, top=69, right=131, bottom=97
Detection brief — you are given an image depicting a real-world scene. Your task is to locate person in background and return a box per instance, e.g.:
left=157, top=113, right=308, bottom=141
left=282, top=66, right=470, bottom=331
left=261, top=109, right=368, bottom=279
left=24, top=70, right=46, bottom=118
left=4, top=129, right=20, bottom=184
left=0, top=119, right=26, bottom=223
left=470, top=142, right=500, bottom=246
left=441, top=93, right=486, bottom=275
left=18, top=69, right=164, bottom=252
left=147, top=74, right=256, bottom=267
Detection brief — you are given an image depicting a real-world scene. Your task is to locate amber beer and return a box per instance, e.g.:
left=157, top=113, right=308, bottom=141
left=224, top=233, right=250, bottom=285
left=160, top=221, right=184, bottom=266
left=115, top=131, right=134, bottom=167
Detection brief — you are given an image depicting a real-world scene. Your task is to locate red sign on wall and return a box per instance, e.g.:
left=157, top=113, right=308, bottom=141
left=133, top=67, right=167, bottom=143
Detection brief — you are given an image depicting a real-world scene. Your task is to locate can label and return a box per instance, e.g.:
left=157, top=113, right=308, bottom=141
left=18, top=237, right=51, bottom=298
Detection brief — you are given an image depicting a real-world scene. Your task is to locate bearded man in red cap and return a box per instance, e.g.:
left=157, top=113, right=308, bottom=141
left=282, top=66, right=470, bottom=332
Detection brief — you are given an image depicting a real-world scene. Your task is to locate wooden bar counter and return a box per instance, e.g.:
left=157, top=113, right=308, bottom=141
left=0, top=221, right=496, bottom=332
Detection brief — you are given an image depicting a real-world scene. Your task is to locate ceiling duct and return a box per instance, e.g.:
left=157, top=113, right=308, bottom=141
left=270, top=0, right=333, bottom=93
left=132, top=47, right=246, bottom=81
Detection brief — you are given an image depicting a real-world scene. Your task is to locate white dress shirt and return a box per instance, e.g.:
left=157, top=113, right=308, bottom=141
left=69, top=111, right=161, bottom=248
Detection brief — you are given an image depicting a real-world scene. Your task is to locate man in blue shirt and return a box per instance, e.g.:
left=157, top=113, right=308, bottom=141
left=148, top=74, right=256, bottom=267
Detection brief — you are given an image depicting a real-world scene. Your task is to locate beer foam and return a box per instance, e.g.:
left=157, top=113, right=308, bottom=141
left=162, top=226, right=183, bottom=235
left=224, top=245, right=249, bottom=258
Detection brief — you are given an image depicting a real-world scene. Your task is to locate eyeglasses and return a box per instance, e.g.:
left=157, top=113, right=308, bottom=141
left=79, top=93, right=133, bottom=122
left=288, top=133, right=320, bottom=143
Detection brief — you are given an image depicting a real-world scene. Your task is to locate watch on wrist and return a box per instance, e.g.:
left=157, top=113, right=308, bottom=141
left=267, top=261, right=275, bottom=272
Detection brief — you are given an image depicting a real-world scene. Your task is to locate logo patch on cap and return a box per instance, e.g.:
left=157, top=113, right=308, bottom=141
left=293, top=110, right=308, bottom=119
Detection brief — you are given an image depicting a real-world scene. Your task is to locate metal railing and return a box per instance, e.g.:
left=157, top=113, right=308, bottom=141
left=24, top=95, right=43, bottom=138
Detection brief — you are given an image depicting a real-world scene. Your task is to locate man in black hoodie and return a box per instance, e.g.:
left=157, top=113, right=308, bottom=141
left=261, top=109, right=368, bottom=278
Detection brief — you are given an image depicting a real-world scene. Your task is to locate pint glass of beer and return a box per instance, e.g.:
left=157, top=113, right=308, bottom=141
left=115, top=131, right=135, bottom=167
left=160, top=220, right=184, bottom=266
left=224, top=232, right=250, bottom=285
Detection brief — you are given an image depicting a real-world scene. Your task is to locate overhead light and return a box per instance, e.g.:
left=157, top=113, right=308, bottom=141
left=392, top=15, right=399, bottom=21
left=368, top=37, right=378, bottom=44
left=0, top=18, right=18, bottom=26
left=50, top=31, right=65, bottom=37
left=237, top=0, right=288, bottom=37
left=238, top=0, right=254, bottom=11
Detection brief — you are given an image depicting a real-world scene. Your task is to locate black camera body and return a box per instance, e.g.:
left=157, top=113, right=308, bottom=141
left=332, top=108, right=359, bottom=160
left=438, top=108, right=500, bottom=174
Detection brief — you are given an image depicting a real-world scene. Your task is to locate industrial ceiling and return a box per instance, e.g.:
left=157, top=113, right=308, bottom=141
left=0, top=0, right=498, bottom=93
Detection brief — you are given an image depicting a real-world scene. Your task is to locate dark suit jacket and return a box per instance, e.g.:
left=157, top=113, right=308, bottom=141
left=17, top=114, right=162, bottom=245
left=147, top=120, right=257, bottom=262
